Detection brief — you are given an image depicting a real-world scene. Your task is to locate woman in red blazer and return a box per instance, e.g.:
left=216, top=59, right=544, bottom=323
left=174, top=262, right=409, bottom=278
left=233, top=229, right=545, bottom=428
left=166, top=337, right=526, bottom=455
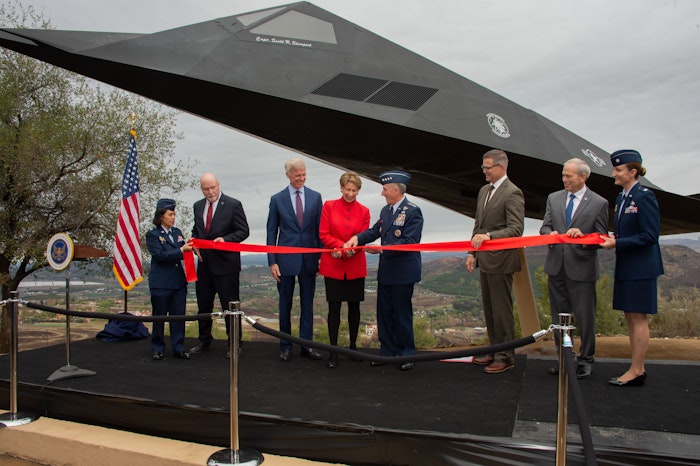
left=319, top=171, right=371, bottom=368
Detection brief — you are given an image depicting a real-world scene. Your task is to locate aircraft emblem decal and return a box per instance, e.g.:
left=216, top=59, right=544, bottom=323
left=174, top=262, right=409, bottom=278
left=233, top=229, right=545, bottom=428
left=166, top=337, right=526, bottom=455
left=486, top=113, right=510, bottom=138
left=581, top=148, right=606, bottom=167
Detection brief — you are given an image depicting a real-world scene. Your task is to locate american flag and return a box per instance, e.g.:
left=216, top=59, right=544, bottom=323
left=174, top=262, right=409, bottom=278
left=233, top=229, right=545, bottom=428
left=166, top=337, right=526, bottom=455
left=112, top=129, right=143, bottom=290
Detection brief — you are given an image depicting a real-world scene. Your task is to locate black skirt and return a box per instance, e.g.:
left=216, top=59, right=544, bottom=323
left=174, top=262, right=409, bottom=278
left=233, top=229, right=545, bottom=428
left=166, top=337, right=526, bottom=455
left=324, top=277, right=365, bottom=302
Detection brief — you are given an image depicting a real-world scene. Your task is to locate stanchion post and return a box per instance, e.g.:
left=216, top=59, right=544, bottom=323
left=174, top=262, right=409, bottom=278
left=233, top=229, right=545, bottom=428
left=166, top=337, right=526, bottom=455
left=207, top=301, right=263, bottom=466
left=0, top=291, right=39, bottom=427
left=555, top=312, right=573, bottom=466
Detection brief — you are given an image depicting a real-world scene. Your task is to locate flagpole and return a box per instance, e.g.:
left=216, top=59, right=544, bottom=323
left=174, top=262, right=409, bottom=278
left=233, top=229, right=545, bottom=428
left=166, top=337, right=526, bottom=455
left=124, top=112, right=136, bottom=316
left=113, top=111, right=143, bottom=304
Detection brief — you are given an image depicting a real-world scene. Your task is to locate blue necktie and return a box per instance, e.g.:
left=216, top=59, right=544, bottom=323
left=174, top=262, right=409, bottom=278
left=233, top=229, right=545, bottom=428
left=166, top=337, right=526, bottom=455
left=565, top=193, right=575, bottom=227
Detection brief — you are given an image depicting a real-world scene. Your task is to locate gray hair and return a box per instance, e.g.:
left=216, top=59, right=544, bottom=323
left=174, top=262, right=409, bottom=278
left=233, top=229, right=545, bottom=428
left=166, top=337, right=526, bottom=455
left=565, top=158, right=591, bottom=178
left=285, top=157, right=306, bottom=173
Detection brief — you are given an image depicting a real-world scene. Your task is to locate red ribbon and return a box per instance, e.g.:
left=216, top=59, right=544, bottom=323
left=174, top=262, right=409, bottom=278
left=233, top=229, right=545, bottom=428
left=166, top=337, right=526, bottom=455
left=182, top=233, right=605, bottom=282
left=183, top=249, right=197, bottom=282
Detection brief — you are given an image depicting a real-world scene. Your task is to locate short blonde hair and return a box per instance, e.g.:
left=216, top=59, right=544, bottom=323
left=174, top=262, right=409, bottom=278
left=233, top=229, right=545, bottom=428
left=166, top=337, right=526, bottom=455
left=340, top=171, right=362, bottom=189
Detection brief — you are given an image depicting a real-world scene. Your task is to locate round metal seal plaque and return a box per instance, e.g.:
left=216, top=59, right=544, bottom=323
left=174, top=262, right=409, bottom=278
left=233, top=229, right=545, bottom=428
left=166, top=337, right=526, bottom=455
left=46, top=232, right=74, bottom=271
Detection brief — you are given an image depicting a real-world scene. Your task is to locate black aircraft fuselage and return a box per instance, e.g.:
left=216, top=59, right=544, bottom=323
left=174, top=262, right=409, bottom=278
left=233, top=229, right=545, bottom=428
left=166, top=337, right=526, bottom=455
left=0, top=1, right=697, bottom=234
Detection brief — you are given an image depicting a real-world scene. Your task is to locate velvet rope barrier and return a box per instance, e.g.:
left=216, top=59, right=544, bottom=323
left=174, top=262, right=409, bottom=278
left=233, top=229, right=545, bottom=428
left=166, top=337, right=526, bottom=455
left=183, top=233, right=604, bottom=281
left=245, top=317, right=547, bottom=365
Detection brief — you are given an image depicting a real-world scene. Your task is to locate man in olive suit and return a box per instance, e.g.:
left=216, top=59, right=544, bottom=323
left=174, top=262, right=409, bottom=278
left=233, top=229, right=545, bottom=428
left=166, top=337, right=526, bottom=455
left=465, top=149, right=525, bottom=374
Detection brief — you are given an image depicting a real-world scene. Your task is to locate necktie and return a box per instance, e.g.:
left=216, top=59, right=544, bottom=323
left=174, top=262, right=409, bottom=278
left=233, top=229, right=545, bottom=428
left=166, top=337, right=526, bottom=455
left=205, top=201, right=213, bottom=234
left=295, top=190, right=304, bottom=227
left=484, top=184, right=494, bottom=207
left=168, top=232, right=174, bottom=243
left=565, top=193, right=575, bottom=227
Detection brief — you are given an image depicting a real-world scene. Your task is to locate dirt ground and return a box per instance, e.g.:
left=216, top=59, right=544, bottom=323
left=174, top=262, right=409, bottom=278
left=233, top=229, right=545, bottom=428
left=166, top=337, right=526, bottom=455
left=8, top=323, right=699, bottom=361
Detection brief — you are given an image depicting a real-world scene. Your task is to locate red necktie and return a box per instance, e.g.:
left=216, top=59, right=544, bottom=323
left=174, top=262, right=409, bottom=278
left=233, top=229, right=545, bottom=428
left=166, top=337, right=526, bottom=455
left=205, top=201, right=213, bottom=234
left=295, top=190, right=304, bottom=227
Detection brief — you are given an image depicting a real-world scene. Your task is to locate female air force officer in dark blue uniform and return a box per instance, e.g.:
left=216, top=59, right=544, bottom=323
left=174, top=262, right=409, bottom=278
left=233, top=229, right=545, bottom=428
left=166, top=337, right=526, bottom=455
left=146, top=198, right=193, bottom=360
left=601, top=150, right=664, bottom=387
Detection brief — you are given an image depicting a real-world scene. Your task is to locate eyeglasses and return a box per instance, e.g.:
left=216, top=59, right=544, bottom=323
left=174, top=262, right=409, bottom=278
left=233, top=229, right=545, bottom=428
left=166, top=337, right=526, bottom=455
left=481, top=164, right=500, bottom=171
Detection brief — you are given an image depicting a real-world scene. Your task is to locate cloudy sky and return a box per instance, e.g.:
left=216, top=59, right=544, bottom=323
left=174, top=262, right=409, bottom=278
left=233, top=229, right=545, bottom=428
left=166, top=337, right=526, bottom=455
left=17, top=0, right=700, bottom=245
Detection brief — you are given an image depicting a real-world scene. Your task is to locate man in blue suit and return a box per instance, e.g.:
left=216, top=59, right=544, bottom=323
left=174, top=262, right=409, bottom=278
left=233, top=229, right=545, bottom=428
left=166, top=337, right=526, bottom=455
left=146, top=199, right=193, bottom=360
left=267, top=158, right=323, bottom=362
left=346, top=170, right=424, bottom=371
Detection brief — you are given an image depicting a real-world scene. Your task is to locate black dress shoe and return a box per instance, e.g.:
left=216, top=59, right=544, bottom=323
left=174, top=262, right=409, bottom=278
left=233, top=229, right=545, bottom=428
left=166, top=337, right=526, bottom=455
left=279, top=349, right=292, bottom=362
left=152, top=352, right=164, bottom=361
left=608, top=372, right=647, bottom=386
left=576, top=364, right=593, bottom=379
left=369, top=361, right=385, bottom=367
left=548, top=364, right=559, bottom=375
left=327, top=353, right=338, bottom=368
left=174, top=351, right=190, bottom=360
left=399, top=362, right=415, bottom=371
left=188, top=344, right=210, bottom=355
left=300, top=348, right=322, bottom=360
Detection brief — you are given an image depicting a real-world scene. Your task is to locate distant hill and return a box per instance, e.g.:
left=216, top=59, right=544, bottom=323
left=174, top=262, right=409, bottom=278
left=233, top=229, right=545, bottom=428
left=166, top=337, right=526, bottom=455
left=416, top=244, right=700, bottom=295
left=660, top=237, right=700, bottom=253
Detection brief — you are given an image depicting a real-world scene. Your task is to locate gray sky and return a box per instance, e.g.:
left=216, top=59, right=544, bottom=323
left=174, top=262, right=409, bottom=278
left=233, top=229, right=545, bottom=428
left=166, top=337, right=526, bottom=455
left=20, top=0, right=700, bottom=245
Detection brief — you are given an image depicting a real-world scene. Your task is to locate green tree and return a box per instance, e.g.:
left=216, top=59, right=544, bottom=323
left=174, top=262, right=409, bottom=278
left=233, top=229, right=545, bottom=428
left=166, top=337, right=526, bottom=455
left=594, top=273, right=624, bottom=335
left=414, top=316, right=438, bottom=348
left=533, top=266, right=551, bottom=329
left=0, top=2, right=195, bottom=352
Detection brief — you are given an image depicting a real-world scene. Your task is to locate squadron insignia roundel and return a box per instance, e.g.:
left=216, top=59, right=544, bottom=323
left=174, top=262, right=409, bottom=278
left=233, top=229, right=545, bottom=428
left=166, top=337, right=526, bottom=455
left=581, top=148, right=606, bottom=167
left=486, top=113, right=510, bottom=138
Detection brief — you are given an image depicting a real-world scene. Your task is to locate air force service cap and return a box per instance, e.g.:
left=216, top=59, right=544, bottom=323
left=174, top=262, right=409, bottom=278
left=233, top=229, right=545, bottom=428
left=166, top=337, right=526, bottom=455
left=156, top=198, right=176, bottom=211
left=379, top=170, right=411, bottom=185
left=610, top=149, right=642, bottom=167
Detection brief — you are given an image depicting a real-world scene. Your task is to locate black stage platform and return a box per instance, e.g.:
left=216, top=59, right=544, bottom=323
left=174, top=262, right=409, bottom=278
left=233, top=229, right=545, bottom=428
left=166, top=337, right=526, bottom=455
left=2, top=338, right=700, bottom=465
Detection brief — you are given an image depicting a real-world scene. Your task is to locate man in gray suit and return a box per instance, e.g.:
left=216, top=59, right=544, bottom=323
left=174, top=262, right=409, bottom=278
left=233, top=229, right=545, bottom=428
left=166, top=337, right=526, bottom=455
left=540, top=158, right=608, bottom=379
left=466, top=149, right=525, bottom=374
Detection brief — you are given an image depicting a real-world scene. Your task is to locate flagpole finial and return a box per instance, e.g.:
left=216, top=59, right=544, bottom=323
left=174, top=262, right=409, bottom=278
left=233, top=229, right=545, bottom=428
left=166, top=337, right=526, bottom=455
left=127, top=112, right=138, bottom=130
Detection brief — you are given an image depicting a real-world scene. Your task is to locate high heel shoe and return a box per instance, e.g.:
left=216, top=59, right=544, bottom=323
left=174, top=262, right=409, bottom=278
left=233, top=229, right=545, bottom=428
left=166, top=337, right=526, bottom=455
left=608, top=371, right=647, bottom=386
